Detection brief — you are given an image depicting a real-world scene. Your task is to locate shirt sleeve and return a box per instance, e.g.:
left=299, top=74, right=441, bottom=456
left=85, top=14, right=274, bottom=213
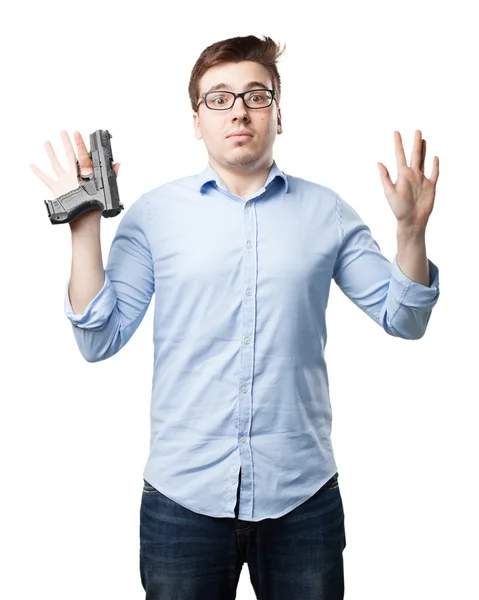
left=64, top=194, right=155, bottom=361
left=332, top=195, right=439, bottom=339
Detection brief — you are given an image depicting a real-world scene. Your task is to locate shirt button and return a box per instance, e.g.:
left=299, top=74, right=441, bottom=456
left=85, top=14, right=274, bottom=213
left=240, top=437, right=246, bottom=443
left=232, top=467, right=237, bottom=473
left=244, top=337, right=250, bottom=345
left=242, top=386, right=248, bottom=394
left=246, top=241, right=253, bottom=249
left=246, top=288, right=252, bottom=296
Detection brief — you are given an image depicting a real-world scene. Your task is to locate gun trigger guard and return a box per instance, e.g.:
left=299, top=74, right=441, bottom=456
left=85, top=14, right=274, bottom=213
left=76, top=158, right=94, bottom=183
left=79, top=178, right=99, bottom=196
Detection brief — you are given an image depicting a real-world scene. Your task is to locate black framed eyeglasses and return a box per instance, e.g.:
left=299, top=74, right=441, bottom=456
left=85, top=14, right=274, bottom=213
left=197, top=89, right=276, bottom=110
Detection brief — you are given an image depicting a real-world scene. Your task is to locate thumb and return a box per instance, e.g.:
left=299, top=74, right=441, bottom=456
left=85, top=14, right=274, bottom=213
left=377, top=162, right=394, bottom=196
left=113, top=162, right=121, bottom=178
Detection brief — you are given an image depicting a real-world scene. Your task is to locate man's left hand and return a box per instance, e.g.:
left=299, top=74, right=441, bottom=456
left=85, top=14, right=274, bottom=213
left=377, top=130, right=439, bottom=230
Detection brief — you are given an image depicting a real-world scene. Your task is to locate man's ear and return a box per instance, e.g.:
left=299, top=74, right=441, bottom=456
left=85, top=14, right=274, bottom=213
left=277, top=107, right=283, bottom=134
left=193, top=112, right=203, bottom=140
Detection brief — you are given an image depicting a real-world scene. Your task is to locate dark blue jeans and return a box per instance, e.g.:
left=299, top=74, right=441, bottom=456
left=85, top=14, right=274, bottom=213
left=140, top=471, right=346, bottom=599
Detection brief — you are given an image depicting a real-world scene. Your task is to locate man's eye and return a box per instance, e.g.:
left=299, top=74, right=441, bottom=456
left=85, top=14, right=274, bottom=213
left=212, top=95, right=227, bottom=104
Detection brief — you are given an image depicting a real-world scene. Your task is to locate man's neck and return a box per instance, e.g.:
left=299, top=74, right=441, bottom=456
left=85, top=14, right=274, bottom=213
left=209, top=159, right=273, bottom=201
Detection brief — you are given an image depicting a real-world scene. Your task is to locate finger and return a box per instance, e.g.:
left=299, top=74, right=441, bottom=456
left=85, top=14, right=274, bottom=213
left=61, top=130, right=77, bottom=170
left=410, top=129, right=423, bottom=169
left=44, top=139, right=65, bottom=177
left=377, top=162, right=395, bottom=196
left=73, top=130, right=93, bottom=175
left=429, top=156, right=440, bottom=185
left=113, top=162, right=121, bottom=177
left=394, top=130, right=407, bottom=170
left=419, top=139, right=426, bottom=173
left=30, top=163, right=55, bottom=188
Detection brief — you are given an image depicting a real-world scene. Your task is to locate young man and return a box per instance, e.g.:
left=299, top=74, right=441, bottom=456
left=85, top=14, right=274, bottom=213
left=31, top=35, right=440, bottom=600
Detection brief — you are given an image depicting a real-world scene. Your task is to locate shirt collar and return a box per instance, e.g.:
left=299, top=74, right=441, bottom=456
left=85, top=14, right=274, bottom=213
left=197, top=160, right=289, bottom=195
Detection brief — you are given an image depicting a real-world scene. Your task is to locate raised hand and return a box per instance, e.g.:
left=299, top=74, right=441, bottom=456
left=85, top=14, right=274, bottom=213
left=30, top=130, right=120, bottom=200
left=377, top=130, right=439, bottom=230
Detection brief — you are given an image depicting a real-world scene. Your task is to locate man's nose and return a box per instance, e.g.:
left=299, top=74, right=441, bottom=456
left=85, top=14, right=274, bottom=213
left=230, top=96, right=250, bottom=121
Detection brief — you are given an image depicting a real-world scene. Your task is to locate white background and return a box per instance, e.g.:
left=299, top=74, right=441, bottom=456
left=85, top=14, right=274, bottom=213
left=1, top=0, right=478, bottom=598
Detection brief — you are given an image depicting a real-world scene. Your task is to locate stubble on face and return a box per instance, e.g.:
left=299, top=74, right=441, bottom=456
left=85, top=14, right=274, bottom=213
left=217, top=116, right=277, bottom=172
left=220, top=141, right=261, bottom=170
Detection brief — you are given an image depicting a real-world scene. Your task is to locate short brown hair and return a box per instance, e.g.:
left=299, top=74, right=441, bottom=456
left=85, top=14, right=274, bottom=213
left=188, top=35, right=286, bottom=112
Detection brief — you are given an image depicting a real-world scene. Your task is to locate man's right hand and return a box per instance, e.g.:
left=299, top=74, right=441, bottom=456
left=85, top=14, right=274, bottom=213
left=30, top=130, right=121, bottom=227
left=30, top=130, right=121, bottom=313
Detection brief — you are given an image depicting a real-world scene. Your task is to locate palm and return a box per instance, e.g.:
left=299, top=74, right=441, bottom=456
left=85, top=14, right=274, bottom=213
left=378, top=131, right=439, bottom=229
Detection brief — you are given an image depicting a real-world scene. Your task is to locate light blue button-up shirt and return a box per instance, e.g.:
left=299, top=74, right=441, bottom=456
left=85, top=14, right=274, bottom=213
left=65, top=161, right=439, bottom=521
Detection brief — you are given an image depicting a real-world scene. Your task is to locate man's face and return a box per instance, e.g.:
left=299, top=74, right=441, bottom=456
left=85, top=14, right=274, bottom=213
left=193, top=61, right=282, bottom=171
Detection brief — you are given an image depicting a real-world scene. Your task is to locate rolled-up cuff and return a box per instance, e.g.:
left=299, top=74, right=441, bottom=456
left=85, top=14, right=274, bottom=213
left=64, top=274, right=116, bottom=329
left=388, top=256, right=440, bottom=309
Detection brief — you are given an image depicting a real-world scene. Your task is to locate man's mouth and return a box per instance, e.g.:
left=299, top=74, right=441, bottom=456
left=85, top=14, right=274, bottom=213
left=226, top=131, right=253, bottom=139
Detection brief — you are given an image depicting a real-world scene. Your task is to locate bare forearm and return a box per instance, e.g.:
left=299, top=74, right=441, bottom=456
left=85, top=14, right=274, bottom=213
left=396, top=225, right=430, bottom=286
left=69, top=211, right=105, bottom=314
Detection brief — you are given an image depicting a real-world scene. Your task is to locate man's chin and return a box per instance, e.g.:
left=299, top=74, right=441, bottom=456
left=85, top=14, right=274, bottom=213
left=226, top=148, right=261, bottom=165
left=227, top=155, right=260, bottom=168
left=210, top=148, right=267, bottom=171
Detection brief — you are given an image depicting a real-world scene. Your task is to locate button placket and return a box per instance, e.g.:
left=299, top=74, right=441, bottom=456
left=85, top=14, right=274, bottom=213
left=235, top=199, right=258, bottom=512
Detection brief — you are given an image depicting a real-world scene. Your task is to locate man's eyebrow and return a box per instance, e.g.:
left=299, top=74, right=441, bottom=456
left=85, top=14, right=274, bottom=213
left=204, top=81, right=270, bottom=93
left=244, top=81, right=270, bottom=90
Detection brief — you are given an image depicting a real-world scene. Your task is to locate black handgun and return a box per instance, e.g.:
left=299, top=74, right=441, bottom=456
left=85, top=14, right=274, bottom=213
left=44, top=129, right=124, bottom=224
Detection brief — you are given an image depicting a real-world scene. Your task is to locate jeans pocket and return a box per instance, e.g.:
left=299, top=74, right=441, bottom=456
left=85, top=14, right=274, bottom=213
left=143, top=479, right=158, bottom=493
